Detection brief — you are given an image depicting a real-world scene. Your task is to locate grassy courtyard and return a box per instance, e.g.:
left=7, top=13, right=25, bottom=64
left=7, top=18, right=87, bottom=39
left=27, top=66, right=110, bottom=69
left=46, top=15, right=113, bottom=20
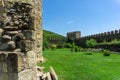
left=39, top=49, right=120, bottom=80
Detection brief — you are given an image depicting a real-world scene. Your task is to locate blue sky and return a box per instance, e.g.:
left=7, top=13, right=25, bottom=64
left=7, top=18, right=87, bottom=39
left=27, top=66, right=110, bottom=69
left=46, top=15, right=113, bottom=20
left=43, top=0, right=120, bottom=37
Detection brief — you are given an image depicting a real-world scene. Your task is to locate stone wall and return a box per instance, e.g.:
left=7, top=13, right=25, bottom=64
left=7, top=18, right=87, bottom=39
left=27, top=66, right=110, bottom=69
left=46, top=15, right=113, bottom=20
left=0, top=1, right=58, bottom=80
left=74, top=29, right=120, bottom=48
left=9, top=0, right=43, bottom=62
left=0, top=1, right=42, bottom=80
left=67, top=31, right=81, bottom=42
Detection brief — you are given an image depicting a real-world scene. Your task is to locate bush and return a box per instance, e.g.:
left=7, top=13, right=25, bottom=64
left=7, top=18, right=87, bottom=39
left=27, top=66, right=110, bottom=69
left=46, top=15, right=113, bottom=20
left=57, top=43, right=65, bottom=49
left=84, top=52, right=93, bottom=55
left=66, top=43, right=72, bottom=48
left=86, top=39, right=97, bottom=48
left=51, top=44, right=57, bottom=50
left=79, top=47, right=84, bottom=52
left=75, top=46, right=79, bottom=52
left=70, top=43, right=76, bottom=52
left=103, top=50, right=110, bottom=56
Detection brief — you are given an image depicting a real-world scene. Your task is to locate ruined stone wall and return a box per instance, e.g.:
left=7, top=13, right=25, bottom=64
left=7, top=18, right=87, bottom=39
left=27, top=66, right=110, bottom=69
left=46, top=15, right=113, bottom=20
left=0, top=1, right=43, bottom=80
left=0, top=1, right=58, bottom=80
left=9, top=0, right=43, bottom=61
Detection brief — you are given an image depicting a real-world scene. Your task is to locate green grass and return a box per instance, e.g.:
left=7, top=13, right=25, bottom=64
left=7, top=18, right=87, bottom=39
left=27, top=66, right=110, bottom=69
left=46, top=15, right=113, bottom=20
left=39, top=48, right=120, bottom=80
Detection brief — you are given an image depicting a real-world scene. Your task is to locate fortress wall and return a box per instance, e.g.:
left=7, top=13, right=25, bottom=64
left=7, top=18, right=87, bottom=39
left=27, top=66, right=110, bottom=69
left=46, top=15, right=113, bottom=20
left=74, top=29, right=120, bottom=50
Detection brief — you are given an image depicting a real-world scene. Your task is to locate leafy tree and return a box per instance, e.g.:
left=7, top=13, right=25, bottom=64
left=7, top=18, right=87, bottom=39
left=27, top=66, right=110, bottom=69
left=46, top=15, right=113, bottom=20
left=43, top=38, right=49, bottom=50
left=86, top=39, right=97, bottom=48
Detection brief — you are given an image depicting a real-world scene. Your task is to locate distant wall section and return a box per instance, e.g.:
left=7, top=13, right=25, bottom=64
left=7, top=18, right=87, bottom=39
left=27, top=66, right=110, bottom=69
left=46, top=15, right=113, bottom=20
left=67, top=31, right=81, bottom=42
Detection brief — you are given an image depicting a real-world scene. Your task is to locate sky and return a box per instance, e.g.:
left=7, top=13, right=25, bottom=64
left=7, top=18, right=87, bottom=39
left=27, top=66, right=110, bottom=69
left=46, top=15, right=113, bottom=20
left=43, top=0, right=120, bottom=37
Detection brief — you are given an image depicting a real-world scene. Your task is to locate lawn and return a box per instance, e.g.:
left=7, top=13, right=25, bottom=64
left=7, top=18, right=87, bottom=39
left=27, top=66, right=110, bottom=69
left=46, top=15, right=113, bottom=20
left=39, top=48, right=120, bottom=80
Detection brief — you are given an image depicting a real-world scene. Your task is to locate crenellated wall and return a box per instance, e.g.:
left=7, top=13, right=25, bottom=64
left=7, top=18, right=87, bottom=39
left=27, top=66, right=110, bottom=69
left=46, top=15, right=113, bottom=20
left=69, top=29, right=120, bottom=48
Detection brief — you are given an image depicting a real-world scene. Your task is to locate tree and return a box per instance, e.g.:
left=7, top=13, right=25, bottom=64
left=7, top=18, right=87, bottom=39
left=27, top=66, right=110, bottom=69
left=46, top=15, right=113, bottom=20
left=43, top=38, right=49, bottom=50
left=85, top=39, right=97, bottom=48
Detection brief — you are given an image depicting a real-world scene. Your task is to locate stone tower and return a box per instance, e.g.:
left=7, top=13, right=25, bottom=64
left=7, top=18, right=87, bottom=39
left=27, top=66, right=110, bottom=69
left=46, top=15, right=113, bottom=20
left=67, top=31, right=81, bottom=42
left=0, top=0, right=42, bottom=80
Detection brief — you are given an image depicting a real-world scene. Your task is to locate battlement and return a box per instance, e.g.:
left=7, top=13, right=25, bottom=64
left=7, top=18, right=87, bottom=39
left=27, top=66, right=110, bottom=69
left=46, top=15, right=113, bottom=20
left=67, top=29, right=120, bottom=48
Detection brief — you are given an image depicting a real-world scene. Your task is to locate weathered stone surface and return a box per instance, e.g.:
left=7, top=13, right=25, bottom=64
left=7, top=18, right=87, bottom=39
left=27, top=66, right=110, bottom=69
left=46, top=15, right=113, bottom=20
left=5, top=31, right=18, bottom=35
left=2, top=35, right=11, bottom=40
left=17, top=54, right=25, bottom=72
left=0, top=43, right=9, bottom=51
left=50, top=67, right=58, bottom=80
left=0, top=41, right=16, bottom=51
left=23, top=30, right=35, bottom=40
left=18, top=40, right=34, bottom=52
left=26, top=51, right=36, bottom=68
left=8, top=41, right=16, bottom=50
left=46, top=72, right=52, bottom=80
left=0, top=0, right=44, bottom=80
left=41, top=73, right=48, bottom=80
left=18, top=69, right=34, bottom=80
left=41, top=72, right=52, bottom=80
left=3, top=26, right=19, bottom=31
left=9, top=73, right=18, bottom=80
left=0, top=73, right=9, bottom=80
left=0, top=62, right=7, bottom=72
left=37, top=66, right=45, bottom=72
left=14, top=49, right=21, bottom=52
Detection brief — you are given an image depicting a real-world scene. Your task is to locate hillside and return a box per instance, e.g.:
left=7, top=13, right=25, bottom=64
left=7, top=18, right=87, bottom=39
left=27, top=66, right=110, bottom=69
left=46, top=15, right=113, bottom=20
left=43, top=30, right=65, bottom=39
left=43, top=30, right=66, bottom=48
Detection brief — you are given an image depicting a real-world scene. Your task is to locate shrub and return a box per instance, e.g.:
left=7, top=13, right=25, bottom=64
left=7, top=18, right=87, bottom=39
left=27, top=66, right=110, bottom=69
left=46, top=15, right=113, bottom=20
left=71, top=43, right=76, bottom=52
left=75, top=46, right=79, bottom=52
left=51, top=44, right=57, bottom=50
left=66, top=43, right=72, bottom=48
left=103, top=50, right=110, bottom=56
left=84, top=52, right=93, bottom=55
left=86, top=39, right=97, bottom=48
left=57, top=43, right=65, bottom=49
left=79, top=47, right=84, bottom=52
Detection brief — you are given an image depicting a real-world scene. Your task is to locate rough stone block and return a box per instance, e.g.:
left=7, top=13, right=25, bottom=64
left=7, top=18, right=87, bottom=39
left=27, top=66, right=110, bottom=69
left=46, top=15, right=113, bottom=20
left=18, top=40, right=34, bottom=52
left=26, top=51, right=37, bottom=68
left=0, top=43, right=9, bottom=51
left=5, top=31, right=18, bottom=36
left=9, top=73, right=18, bottom=80
left=0, top=62, right=7, bottom=72
left=0, top=73, right=9, bottom=80
left=3, top=26, right=19, bottom=31
left=8, top=41, right=16, bottom=51
left=22, top=30, right=35, bottom=40
left=18, top=69, right=35, bottom=80
left=2, top=35, right=11, bottom=40
left=46, top=72, right=52, bottom=80
left=50, top=67, right=58, bottom=80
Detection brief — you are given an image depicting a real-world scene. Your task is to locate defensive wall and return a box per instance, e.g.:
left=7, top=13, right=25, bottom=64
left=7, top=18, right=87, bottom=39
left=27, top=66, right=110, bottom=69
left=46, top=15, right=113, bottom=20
left=67, top=29, right=120, bottom=52
left=67, top=31, right=81, bottom=42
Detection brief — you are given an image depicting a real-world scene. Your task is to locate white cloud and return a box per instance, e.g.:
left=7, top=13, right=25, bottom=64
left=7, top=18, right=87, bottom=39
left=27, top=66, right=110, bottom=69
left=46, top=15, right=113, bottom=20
left=67, top=21, right=73, bottom=25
